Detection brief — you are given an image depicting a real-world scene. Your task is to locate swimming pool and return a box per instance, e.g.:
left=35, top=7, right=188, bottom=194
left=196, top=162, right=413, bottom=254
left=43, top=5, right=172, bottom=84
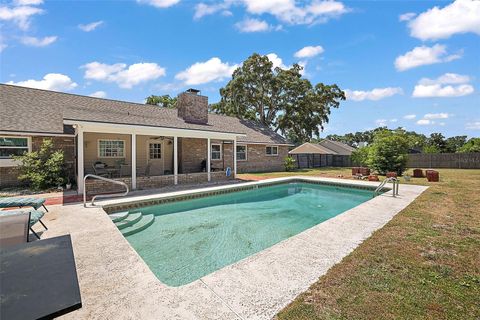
left=116, top=182, right=373, bottom=286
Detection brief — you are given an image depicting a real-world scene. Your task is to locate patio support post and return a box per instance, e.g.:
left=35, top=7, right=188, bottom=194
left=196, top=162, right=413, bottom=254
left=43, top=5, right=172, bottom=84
left=207, top=138, right=211, bottom=182
left=131, top=133, right=136, bottom=190
left=173, top=136, right=178, bottom=185
left=233, top=137, right=237, bottom=178
left=77, top=127, right=84, bottom=195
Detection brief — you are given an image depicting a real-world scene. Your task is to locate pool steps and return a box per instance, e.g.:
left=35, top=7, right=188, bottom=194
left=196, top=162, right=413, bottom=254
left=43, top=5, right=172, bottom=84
left=109, top=211, right=155, bottom=236
left=121, top=215, right=155, bottom=237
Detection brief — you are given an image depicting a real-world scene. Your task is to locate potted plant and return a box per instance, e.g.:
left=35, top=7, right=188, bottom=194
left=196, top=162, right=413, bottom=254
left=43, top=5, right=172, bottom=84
left=65, top=178, right=72, bottom=190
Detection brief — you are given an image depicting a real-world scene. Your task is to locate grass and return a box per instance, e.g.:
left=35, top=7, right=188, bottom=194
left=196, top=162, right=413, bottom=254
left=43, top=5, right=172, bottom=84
left=243, top=168, right=480, bottom=320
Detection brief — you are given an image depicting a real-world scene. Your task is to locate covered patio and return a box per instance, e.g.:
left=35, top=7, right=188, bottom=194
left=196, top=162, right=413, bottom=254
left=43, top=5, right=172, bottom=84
left=69, top=120, right=243, bottom=195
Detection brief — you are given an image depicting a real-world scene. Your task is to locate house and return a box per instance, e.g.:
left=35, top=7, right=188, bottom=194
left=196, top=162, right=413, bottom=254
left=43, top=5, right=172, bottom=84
left=0, top=84, right=292, bottom=193
left=288, top=140, right=354, bottom=168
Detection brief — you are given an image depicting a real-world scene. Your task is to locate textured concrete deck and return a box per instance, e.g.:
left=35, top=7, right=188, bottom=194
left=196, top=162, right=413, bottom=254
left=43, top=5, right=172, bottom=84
left=35, top=176, right=427, bottom=319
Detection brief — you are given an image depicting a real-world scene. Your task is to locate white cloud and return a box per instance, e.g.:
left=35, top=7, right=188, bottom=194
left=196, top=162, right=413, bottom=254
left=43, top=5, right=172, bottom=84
left=412, top=73, right=474, bottom=98
left=235, top=18, right=271, bottom=32
left=399, top=12, right=416, bottom=21
left=416, top=119, right=433, bottom=125
left=266, top=53, right=288, bottom=69
left=89, top=91, right=107, bottom=98
left=78, top=20, right=103, bottom=32
left=14, top=0, right=43, bottom=4
left=136, top=0, right=180, bottom=8
left=375, top=119, right=388, bottom=127
left=345, top=87, right=403, bottom=101
left=83, top=62, right=166, bottom=89
left=466, top=121, right=480, bottom=130
left=419, top=73, right=470, bottom=85
left=194, top=1, right=233, bottom=19
left=175, top=57, right=238, bottom=85
left=20, top=35, right=56, bottom=47
left=403, top=114, right=416, bottom=120
left=394, top=44, right=462, bottom=71
left=424, top=113, right=449, bottom=119
left=0, top=5, right=44, bottom=30
left=7, top=73, right=77, bottom=91
left=241, top=0, right=349, bottom=25
left=407, top=0, right=480, bottom=40
left=294, top=45, right=324, bottom=58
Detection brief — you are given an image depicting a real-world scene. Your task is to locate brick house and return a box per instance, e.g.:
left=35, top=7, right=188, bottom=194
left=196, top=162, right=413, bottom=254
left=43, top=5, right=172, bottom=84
left=0, top=84, right=292, bottom=193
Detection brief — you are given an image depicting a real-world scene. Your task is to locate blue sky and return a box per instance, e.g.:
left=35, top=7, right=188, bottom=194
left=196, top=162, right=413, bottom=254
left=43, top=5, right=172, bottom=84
left=1, top=0, right=479, bottom=137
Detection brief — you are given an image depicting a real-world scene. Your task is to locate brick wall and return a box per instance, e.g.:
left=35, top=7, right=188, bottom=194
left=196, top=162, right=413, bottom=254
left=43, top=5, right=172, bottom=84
left=178, top=137, right=207, bottom=173
left=177, top=92, right=208, bottom=124
left=0, top=135, right=75, bottom=188
left=237, top=144, right=288, bottom=173
left=84, top=172, right=233, bottom=194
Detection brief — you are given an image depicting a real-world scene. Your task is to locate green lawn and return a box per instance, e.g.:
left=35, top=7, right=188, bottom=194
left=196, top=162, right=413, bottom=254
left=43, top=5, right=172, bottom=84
left=244, top=168, right=480, bottom=320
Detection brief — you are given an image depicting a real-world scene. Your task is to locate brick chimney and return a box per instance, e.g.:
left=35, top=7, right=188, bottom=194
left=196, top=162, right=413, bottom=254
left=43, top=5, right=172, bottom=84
left=177, top=89, right=208, bottom=124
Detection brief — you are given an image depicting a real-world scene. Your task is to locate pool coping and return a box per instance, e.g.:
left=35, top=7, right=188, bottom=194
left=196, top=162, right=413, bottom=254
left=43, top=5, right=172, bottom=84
left=46, top=176, right=428, bottom=319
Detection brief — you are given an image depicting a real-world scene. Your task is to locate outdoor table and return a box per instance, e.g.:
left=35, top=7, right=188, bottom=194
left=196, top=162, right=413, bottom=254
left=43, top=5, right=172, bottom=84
left=0, top=235, right=82, bottom=320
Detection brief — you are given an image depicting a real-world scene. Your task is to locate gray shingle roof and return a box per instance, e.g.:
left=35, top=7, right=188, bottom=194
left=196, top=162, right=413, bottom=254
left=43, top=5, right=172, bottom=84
left=0, top=84, right=290, bottom=145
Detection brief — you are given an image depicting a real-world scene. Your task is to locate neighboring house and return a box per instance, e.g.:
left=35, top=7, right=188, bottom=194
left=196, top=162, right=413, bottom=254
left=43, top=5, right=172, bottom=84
left=0, top=84, right=292, bottom=192
left=288, top=141, right=354, bottom=168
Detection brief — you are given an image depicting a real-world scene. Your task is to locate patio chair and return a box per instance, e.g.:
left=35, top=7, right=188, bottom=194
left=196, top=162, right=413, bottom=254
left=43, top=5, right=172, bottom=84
left=0, top=209, right=46, bottom=240
left=0, top=197, right=48, bottom=212
left=0, top=211, right=30, bottom=246
left=92, top=161, right=109, bottom=177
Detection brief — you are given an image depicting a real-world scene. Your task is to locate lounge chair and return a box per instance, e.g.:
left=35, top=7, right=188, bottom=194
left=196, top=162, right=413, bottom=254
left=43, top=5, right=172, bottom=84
left=0, top=211, right=30, bottom=246
left=0, top=210, right=47, bottom=240
left=0, top=197, right=48, bottom=212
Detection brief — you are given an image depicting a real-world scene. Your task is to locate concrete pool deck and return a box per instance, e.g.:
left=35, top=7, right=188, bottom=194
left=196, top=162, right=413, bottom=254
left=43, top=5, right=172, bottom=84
left=36, top=176, right=428, bottom=319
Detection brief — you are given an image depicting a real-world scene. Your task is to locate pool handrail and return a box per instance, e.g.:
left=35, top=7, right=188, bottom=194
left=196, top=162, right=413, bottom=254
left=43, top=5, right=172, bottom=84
left=83, top=174, right=129, bottom=207
left=374, top=177, right=399, bottom=197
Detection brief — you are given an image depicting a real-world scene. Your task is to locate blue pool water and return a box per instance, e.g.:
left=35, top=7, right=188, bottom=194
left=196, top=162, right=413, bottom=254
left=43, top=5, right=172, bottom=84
left=124, top=182, right=372, bottom=286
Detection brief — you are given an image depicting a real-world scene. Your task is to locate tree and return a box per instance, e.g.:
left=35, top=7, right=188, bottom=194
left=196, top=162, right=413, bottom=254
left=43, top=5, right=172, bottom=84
left=458, top=138, right=480, bottom=153
left=14, top=139, right=66, bottom=190
left=211, top=53, right=345, bottom=144
left=445, top=135, right=467, bottom=153
left=351, top=146, right=370, bottom=166
left=145, top=95, right=177, bottom=108
left=366, top=130, right=409, bottom=175
left=425, top=133, right=447, bottom=153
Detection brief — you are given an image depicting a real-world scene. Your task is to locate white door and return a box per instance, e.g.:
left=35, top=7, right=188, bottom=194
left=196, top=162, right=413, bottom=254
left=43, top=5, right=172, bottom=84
left=147, top=140, right=164, bottom=176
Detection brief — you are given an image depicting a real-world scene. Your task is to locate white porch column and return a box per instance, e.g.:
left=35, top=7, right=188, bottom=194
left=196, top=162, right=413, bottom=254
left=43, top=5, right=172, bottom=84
left=207, top=138, right=211, bottom=182
left=233, top=137, right=237, bottom=178
left=77, top=127, right=85, bottom=195
left=131, top=133, right=136, bottom=190
left=173, top=136, right=178, bottom=185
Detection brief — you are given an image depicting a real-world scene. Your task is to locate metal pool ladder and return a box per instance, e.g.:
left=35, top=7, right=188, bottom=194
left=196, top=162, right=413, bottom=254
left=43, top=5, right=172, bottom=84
left=374, top=177, right=399, bottom=197
left=83, top=174, right=129, bottom=207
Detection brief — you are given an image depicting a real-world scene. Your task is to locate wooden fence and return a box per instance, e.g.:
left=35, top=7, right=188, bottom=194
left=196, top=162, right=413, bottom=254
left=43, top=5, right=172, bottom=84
left=407, top=153, right=480, bottom=169
left=293, top=154, right=351, bottom=169
left=292, top=152, right=480, bottom=169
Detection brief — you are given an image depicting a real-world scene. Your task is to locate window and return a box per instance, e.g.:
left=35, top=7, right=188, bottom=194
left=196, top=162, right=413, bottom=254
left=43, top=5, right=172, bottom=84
left=211, top=144, right=222, bottom=160
left=236, top=145, right=247, bottom=161
left=266, top=145, right=278, bottom=156
left=98, top=140, right=125, bottom=158
left=0, top=137, right=29, bottom=159
left=149, top=143, right=162, bottom=159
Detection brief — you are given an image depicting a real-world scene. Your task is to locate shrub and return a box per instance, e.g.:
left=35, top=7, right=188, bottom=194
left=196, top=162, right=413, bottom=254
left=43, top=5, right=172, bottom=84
left=14, top=138, right=66, bottom=190
left=367, top=131, right=409, bottom=175
left=458, top=138, right=480, bottom=153
left=284, top=156, right=296, bottom=171
left=351, top=146, right=370, bottom=167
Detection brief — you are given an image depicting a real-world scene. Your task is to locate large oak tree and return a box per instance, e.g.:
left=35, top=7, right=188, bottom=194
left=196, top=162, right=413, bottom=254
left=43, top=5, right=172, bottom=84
left=210, top=53, right=345, bottom=144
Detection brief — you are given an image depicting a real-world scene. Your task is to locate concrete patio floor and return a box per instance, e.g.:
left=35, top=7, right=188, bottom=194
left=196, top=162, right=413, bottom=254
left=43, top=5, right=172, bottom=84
left=34, top=177, right=428, bottom=319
